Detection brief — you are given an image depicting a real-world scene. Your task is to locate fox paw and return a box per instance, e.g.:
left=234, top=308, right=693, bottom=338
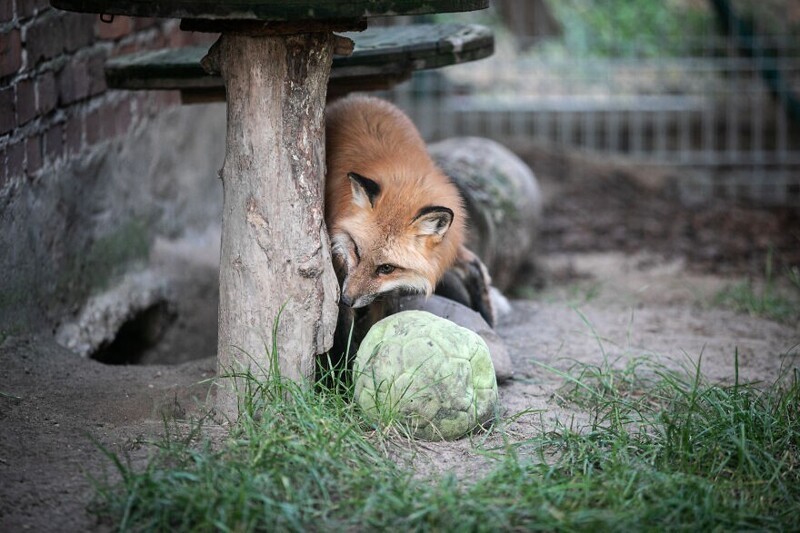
left=435, top=247, right=496, bottom=327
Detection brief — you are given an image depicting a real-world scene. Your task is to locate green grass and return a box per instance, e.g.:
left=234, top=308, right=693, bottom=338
left=91, top=348, right=800, bottom=531
left=517, top=280, right=603, bottom=307
left=715, top=280, right=800, bottom=323
left=715, top=256, right=800, bottom=323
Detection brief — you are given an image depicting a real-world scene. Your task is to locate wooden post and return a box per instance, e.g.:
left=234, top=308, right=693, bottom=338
left=204, top=32, right=340, bottom=418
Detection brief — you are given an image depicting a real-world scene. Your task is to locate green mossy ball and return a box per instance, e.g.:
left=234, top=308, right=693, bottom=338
left=354, top=310, right=499, bottom=441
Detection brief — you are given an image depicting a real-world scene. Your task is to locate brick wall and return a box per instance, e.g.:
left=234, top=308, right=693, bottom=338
left=0, top=1, right=216, bottom=187
left=0, top=2, right=224, bottom=337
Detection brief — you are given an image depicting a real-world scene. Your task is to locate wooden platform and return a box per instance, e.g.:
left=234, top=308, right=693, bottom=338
left=52, top=0, right=489, bottom=20
left=105, top=23, right=494, bottom=102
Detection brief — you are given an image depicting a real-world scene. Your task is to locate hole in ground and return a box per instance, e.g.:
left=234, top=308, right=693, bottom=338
left=91, top=301, right=176, bottom=365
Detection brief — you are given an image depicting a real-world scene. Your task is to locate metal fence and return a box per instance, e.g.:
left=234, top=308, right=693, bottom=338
left=376, top=1, right=800, bottom=206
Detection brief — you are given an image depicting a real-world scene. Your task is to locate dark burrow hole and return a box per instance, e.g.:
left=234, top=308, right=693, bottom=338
left=91, top=301, right=176, bottom=365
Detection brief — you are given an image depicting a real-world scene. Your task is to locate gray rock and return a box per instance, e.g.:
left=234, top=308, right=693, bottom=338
left=430, top=137, right=542, bottom=292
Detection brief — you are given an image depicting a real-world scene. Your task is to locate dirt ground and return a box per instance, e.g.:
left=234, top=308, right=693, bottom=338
left=1, top=148, right=798, bottom=531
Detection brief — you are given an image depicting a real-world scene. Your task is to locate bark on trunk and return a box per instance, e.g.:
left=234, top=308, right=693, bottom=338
left=207, top=32, right=339, bottom=417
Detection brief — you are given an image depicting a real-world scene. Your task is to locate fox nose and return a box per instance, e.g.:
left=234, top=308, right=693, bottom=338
left=340, top=293, right=354, bottom=307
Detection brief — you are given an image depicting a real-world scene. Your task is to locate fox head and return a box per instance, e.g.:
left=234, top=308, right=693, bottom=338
left=330, top=172, right=463, bottom=308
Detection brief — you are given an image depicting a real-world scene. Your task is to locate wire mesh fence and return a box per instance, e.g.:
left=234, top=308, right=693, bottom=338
left=374, top=1, right=800, bottom=206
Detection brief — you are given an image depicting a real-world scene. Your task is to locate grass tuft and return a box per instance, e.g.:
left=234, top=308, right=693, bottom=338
left=519, top=354, right=800, bottom=530
left=91, top=366, right=405, bottom=531
left=91, top=332, right=800, bottom=531
left=714, top=251, right=800, bottom=323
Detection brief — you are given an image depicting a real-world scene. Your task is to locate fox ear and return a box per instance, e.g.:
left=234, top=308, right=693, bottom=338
left=412, top=206, right=454, bottom=239
left=348, top=172, right=380, bottom=209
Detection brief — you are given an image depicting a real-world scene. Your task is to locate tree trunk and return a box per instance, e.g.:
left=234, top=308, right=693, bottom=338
left=206, top=32, right=340, bottom=418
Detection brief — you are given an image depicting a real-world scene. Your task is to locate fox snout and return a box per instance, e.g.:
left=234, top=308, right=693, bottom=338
left=339, top=292, right=354, bottom=307
left=331, top=246, right=376, bottom=308
left=338, top=285, right=375, bottom=309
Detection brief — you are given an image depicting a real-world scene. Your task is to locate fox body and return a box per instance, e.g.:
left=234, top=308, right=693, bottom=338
left=325, top=95, right=466, bottom=310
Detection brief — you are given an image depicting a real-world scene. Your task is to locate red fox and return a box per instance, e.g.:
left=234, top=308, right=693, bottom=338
left=324, top=95, right=495, bottom=362
left=325, top=95, right=466, bottom=306
left=323, top=95, right=496, bottom=357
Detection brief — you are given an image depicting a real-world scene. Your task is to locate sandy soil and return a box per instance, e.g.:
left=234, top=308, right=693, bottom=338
left=1, top=151, right=798, bottom=531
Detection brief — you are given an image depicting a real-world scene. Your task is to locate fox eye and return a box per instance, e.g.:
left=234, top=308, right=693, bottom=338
left=375, top=264, right=396, bottom=276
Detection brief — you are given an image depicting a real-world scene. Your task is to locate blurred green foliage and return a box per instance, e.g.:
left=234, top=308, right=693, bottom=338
left=544, top=0, right=712, bottom=58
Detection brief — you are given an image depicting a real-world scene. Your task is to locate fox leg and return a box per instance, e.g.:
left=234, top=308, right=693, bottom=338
left=329, top=296, right=399, bottom=367
left=435, top=246, right=495, bottom=327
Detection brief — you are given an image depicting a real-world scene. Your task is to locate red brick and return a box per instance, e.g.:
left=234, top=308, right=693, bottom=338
left=0, top=29, right=22, bottom=78
left=150, top=34, right=168, bottom=49
left=111, top=41, right=137, bottom=57
left=95, top=15, right=133, bottom=40
left=85, top=108, right=101, bottom=145
left=0, top=86, right=15, bottom=134
left=136, top=93, right=154, bottom=116
left=25, top=13, right=65, bottom=65
left=64, top=113, right=83, bottom=154
left=36, top=70, right=57, bottom=115
left=44, top=123, right=63, bottom=161
left=0, top=147, right=6, bottom=186
left=7, top=140, right=25, bottom=179
left=130, top=93, right=146, bottom=117
left=155, top=91, right=180, bottom=109
left=168, top=29, right=190, bottom=48
left=25, top=134, right=42, bottom=175
left=57, top=59, right=91, bottom=105
left=133, top=17, right=157, bottom=31
left=17, top=0, right=50, bottom=19
left=62, top=13, right=95, bottom=52
left=112, top=100, right=132, bottom=136
left=174, top=30, right=217, bottom=48
left=0, top=1, right=13, bottom=23
left=16, top=78, right=36, bottom=125
left=124, top=33, right=167, bottom=57
left=87, top=51, right=107, bottom=96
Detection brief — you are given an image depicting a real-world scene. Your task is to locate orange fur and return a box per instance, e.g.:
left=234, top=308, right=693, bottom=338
left=325, top=95, right=465, bottom=308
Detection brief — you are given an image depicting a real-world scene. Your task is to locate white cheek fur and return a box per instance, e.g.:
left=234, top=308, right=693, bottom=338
left=330, top=234, right=355, bottom=270
left=378, top=275, right=432, bottom=297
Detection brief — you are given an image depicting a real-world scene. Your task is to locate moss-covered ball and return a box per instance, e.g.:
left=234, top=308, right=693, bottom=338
left=354, top=310, right=499, bottom=441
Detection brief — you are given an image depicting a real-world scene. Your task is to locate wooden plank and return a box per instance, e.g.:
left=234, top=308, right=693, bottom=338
left=106, top=48, right=216, bottom=90
left=178, top=72, right=415, bottom=104
left=51, top=0, right=489, bottom=21
left=337, top=24, right=493, bottom=68
left=178, top=18, right=367, bottom=35
left=105, top=23, right=493, bottom=93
